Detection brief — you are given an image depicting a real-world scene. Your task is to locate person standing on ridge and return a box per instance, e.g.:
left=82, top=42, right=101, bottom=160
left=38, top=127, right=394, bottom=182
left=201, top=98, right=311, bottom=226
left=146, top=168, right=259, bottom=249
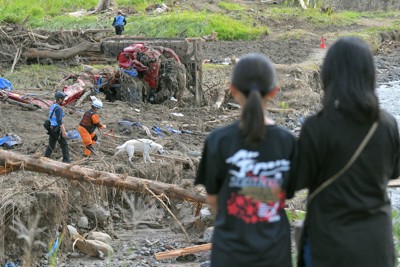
left=78, top=97, right=106, bottom=157
left=112, top=10, right=127, bottom=35
left=44, top=91, right=71, bottom=163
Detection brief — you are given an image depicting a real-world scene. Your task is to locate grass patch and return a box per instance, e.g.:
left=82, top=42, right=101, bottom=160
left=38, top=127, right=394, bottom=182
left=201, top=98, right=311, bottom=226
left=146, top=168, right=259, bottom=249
left=335, top=24, right=400, bottom=52
left=126, top=11, right=268, bottom=40
left=0, top=0, right=99, bottom=23
left=2, top=64, right=81, bottom=91
left=393, top=210, right=400, bottom=256
left=286, top=209, right=306, bottom=223
left=218, top=1, right=247, bottom=11
left=267, top=7, right=365, bottom=26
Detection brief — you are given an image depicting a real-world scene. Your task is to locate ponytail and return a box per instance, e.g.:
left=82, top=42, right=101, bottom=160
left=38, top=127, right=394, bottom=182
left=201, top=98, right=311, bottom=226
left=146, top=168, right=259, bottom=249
left=240, top=89, right=265, bottom=145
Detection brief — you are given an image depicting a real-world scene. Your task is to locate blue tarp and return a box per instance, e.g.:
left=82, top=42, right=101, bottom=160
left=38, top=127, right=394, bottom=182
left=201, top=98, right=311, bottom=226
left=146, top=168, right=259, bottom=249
left=0, top=136, right=18, bottom=147
left=121, top=67, right=138, bottom=77
left=0, top=77, right=13, bottom=90
left=118, top=120, right=142, bottom=127
left=66, top=130, right=81, bottom=140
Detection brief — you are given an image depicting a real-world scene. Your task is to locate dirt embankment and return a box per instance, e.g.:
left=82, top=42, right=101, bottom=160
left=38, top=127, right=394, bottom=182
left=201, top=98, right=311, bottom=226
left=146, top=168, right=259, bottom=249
left=1, top=11, right=400, bottom=267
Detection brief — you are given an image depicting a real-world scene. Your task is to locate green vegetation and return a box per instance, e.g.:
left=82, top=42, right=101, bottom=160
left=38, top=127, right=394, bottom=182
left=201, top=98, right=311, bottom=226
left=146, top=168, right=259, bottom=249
left=218, top=1, right=247, bottom=11
left=126, top=12, right=268, bottom=40
left=393, top=210, right=400, bottom=256
left=0, top=0, right=98, bottom=22
left=286, top=209, right=305, bottom=223
left=0, top=0, right=399, bottom=41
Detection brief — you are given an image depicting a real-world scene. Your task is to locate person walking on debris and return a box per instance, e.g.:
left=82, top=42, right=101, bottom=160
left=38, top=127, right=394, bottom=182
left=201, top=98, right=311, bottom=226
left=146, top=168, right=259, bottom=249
left=112, top=10, right=126, bottom=35
left=195, top=53, right=296, bottom=267
left=44, top=91, right=71, bottom=163
left=294, top=37, right=400, bottom=267
left=78, top=97, right=106, bottom=157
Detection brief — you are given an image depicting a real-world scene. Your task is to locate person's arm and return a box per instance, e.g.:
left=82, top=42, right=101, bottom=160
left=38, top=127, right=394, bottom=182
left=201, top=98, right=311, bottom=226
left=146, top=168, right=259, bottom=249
left=55, top=108, right=67, bottom=138
left=123, top=17, right=127, bottom=25
left=112, top=17, right=116, bottom=26
left=207, top=194, right=218, bottom=212
left=91, top=113, right=106, bottom=129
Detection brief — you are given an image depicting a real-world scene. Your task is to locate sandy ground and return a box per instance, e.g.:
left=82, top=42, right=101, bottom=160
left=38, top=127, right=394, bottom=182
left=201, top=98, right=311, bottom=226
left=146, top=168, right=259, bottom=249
left=1, top=10, right=400, bottom=267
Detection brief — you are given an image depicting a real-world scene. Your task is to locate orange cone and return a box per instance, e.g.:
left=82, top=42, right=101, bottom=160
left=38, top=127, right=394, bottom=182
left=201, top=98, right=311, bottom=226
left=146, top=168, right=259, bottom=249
left=320, top=35, right=326, bottom=49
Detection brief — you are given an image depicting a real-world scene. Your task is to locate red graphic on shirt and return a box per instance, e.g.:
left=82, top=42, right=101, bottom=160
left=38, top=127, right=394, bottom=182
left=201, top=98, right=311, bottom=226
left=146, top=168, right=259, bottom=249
left=227, top=192, right=285, bottom=223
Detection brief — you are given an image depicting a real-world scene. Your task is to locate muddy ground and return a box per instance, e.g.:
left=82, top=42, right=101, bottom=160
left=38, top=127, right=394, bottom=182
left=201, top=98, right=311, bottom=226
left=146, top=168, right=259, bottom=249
left=1, top=9, right=400, bottom=267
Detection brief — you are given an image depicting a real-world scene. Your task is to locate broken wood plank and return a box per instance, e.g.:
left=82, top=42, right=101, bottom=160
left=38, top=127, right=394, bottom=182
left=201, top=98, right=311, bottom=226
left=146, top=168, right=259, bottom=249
left=0, top=150, right=206, bottom=203
left=154, top=243, right=212, bottom=260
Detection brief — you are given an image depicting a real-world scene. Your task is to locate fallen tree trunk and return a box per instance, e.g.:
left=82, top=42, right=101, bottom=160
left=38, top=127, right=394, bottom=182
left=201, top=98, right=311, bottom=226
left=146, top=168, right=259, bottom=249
left=22, top=42, right=93, bottom=60
left=0, top=149, right=206, bottom=203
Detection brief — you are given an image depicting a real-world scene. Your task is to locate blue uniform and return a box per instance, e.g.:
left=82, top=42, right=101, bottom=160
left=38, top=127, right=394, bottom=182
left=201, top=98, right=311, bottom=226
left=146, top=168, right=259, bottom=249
left=45, top=102, right=70, bottom=163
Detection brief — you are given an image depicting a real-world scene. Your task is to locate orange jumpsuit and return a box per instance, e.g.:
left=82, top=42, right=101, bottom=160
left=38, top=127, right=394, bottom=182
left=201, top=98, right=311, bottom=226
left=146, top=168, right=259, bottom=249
left=78, top=109, right=105, bottom=156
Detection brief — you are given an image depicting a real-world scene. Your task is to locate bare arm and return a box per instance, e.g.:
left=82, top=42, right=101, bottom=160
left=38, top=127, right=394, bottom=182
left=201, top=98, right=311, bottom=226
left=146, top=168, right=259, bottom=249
left=207, top=194, right=218, bottom=212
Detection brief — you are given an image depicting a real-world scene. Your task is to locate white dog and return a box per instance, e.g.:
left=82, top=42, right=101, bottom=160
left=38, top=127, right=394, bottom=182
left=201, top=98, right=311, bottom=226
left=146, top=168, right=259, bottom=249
left=114, top=139, right=164, bottom=163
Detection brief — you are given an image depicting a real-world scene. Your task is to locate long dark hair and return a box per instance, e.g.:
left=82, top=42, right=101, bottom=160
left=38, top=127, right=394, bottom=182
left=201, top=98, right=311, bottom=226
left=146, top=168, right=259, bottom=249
left=321, top=37, right=379, bottom=123
left=231, top=53, right=277, bottom=145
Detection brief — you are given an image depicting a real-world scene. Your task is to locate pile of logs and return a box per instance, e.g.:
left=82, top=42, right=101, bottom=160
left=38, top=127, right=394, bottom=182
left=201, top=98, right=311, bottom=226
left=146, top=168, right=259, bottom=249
left=0, top=25, right=114, bottom=71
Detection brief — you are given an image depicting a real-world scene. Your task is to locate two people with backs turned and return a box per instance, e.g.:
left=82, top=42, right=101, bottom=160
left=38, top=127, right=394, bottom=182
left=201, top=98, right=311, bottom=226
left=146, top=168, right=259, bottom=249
left=195, top=37, right=400, bottom=267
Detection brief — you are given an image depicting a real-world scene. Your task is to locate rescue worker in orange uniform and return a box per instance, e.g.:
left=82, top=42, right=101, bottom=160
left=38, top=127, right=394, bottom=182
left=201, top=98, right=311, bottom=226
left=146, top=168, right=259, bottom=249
left=78, top=98, right=106, bottom=157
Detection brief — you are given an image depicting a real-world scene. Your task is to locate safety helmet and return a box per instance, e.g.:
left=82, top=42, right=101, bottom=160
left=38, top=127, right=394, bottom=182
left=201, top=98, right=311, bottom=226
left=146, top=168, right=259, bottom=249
left=92, top=99, right=103, bottom=109
left=55, top=91, right=67, bottom=100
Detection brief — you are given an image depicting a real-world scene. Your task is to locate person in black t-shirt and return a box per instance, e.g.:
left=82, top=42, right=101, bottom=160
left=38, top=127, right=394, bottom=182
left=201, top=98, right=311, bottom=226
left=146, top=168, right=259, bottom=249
left=195, top=53, right=296, bottom=267
left=294, top=37, right=399, bottom=267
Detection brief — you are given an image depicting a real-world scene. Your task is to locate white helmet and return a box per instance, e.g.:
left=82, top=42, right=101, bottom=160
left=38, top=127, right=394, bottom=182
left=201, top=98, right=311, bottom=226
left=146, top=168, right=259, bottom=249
left=92, top=99, right=103, bottom=109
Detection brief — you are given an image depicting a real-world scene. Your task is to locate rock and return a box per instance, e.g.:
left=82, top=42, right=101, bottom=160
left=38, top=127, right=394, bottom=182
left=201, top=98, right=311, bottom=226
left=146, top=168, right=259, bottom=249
left=77, top=216, right=89, bottom=228
left=86, top=231, right=112, bottom=244
left=83, top=204, right=110, bottom=223
left=203, top=227, right=214, bottom=243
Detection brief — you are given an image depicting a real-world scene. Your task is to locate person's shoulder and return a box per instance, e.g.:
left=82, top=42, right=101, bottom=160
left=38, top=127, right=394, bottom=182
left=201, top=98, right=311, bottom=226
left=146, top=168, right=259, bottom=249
left=268, top=124, right=295, bottom=139
left=206, top=122, right=239, bottom=142
left=380, top=110, right=397, bottom=124
left=379, top=109, right=399, bottom=130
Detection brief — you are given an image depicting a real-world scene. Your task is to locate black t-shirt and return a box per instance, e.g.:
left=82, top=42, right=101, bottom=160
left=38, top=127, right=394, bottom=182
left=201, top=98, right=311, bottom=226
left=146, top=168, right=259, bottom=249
left=195, top=121, right=296, bottom=267
left=295, top=110, right=400, bottom=267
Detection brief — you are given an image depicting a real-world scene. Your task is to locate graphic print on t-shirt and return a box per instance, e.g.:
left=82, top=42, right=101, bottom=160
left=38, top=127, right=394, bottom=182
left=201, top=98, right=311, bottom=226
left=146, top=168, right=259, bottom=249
left=226, top=149, right=290, bottom=224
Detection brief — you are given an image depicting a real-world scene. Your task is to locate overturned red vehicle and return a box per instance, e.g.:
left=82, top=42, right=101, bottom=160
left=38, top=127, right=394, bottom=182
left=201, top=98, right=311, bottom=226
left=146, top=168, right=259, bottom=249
left=117, top=42, right=183, bottom=102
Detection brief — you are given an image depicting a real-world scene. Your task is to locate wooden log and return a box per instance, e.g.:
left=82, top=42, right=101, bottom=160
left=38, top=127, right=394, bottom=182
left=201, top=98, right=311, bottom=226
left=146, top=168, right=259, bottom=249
left=0, top=150, right=206, bottom=203
left=74, top=89, right=92, bottom=107
left=0, top=165, right=13, bottom=175
left=33, top=42, right=61, bottom=50
left=154, top=243, right=212, bottom=260
left=22, top=42, right=93, bottom=60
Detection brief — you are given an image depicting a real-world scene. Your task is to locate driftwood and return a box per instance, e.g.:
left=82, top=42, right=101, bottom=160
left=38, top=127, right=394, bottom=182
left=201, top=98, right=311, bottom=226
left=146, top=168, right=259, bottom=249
left=0, top=150, right=206, bottom=203
left=22, top=42, right=93, bottom=60
left=33, top=42, right=61, bottom=50
left=74, top=89, right=92, bottom=107
left=388, top=178, right=400, bottom=187
left=154, top=243, right=212, bottom=260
